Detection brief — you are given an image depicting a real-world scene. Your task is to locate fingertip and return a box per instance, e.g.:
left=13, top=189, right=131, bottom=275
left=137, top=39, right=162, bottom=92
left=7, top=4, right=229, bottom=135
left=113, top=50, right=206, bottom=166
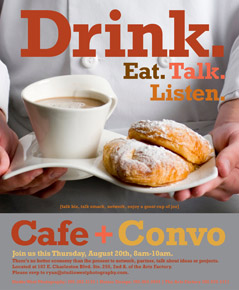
left=14, top=169, right=44, bottom=188
left=45, top=181, right=66, bottom=199
left=47, top=168, right=68, bottom=180
left=218, top=196, right=231, bottom=202
left=154, top=193, right=170, bottom=198
left=174, top=190, right=191, bottom=202
left=216, top=157, right=230, bottom=178
left=30, top=168, right=44, bottom=179
left=0, top=146, right=10, bottom=175
left=191, top=187, right=205, bottom=197
left=204, top=191, right=232, bottom=202
left=38, top=181, right=66, bottom=199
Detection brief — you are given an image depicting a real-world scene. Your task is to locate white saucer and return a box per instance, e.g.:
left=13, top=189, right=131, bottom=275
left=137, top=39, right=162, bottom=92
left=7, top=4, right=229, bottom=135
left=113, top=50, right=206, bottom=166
left=3, top=131, right=218, bottom=194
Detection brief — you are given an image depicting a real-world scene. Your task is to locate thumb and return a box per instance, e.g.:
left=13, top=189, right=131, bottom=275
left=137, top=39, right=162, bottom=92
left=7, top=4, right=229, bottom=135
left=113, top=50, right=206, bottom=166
left=216, top=133, right=239, bottom=178
left=0, top=146, right=10, bottom=176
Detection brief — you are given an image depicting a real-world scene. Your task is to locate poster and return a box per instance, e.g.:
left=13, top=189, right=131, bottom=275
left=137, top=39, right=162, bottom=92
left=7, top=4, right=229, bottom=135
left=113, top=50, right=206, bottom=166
left=0, top=0, right=239, bottom=289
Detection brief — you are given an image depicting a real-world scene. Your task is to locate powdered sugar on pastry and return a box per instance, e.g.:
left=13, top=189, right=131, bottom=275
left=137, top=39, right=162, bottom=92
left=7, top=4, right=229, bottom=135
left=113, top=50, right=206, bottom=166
left=131, top=119, right=211, bottom=147
left=128, top=120, right=214, bottom=164
left=113, top=138, right=188, bottom=173
left=103, top=138, right=195, bottom=187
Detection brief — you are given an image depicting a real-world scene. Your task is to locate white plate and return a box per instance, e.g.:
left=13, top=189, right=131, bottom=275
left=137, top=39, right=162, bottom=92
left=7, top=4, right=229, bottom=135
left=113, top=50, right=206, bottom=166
left=2, top=130, right=218, bottom=194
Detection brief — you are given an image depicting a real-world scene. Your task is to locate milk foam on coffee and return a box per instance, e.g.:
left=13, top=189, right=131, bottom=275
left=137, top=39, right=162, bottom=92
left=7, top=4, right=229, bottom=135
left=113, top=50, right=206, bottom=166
left=37, top=97, right=104, bottom=109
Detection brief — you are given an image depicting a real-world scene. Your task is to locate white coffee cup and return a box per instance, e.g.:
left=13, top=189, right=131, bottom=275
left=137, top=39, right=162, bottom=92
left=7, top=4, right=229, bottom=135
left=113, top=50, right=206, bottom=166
left=22, top=75, right=117, bottom=159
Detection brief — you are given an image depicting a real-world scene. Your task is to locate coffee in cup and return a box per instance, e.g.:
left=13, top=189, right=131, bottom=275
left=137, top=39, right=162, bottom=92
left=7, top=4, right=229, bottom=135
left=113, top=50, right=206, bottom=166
left=22, top=75, right=117, bottom=159
left=37, top=96, right=105, bottom=109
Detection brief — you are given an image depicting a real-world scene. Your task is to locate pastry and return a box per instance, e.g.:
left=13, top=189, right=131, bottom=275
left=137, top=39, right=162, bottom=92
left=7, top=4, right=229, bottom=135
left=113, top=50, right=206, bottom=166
left=103, top=138, right=195, bottom=187
left=128, top=119, right=213, bottom=164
